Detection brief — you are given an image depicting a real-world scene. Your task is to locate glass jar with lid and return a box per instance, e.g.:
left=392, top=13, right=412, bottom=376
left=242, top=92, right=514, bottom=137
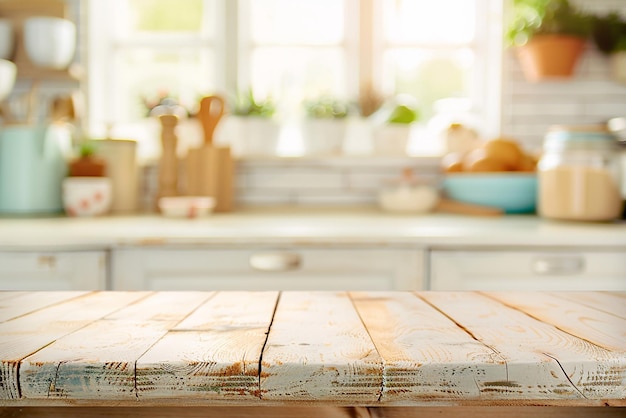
left=537, top=125, right=623, bottom=222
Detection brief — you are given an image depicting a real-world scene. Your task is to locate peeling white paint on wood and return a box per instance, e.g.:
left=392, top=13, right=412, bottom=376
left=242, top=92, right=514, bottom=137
left=136, top=291, right=278, bottom=401
left=350, top=291, right=508, bottom=402
left=421, top=292, right=626, bottom=401
left=19, top=292, right=211, bottom=400
left=260, top=291, right=383, bottom=402
left=0, top=291, right=624, bottom=407
left=546, top=292, right=626, bottom=320
left=0, top=292, right=148, bottom=399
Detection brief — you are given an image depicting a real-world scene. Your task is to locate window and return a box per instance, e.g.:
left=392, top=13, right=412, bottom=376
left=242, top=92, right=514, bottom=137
left=86, top=0, right=503, bottom=158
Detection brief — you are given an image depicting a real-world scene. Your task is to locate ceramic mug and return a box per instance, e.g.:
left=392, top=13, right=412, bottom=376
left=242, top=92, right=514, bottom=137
left=0, top=19, right=14, bottom=60
left=0, top=59, right=16, bottom=101
left=23, top=17, right=76, bottom=69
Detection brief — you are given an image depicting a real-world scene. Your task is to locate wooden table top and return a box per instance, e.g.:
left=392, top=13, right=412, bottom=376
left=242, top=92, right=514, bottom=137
left=0, top=291, right=624, bottom=407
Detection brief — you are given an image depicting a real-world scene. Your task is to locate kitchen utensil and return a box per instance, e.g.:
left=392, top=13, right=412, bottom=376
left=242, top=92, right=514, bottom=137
left=157, top=114, right=180, bottom=201
left=443, top=172, right=537, bottom=214
left=436, top=198, right=504, bottom=217
left=186, top=95, right=234, bottom=212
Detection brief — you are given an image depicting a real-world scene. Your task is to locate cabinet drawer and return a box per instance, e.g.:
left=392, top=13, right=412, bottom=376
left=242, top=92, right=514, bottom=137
left=429, top=250, right=626, bottom=291
left=0, top=251, right=107, bottom=290
left=112, top=248, right=424, bottom=291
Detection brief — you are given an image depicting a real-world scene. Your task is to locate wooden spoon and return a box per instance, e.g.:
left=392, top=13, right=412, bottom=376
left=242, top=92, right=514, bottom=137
left=197, top=95, right=225, bottom=146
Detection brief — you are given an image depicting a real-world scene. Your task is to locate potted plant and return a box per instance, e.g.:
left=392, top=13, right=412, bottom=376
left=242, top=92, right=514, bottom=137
left=371, top=95, right=421, bottom=155
left=507, top=0, right=592, bottom=82
left=591, top=11, right=626, bottom=84
left=226, top=89, right=280, bottom=157
left=64, top=140, right=112, bottom=217
left=301, top=95, right=350, bottom=156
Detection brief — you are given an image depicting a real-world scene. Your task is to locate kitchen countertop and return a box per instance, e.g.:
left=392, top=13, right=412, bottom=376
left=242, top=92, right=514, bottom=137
left=0, top=208, right=625, bottom=250
left=1, top=291, right=624, bottom=407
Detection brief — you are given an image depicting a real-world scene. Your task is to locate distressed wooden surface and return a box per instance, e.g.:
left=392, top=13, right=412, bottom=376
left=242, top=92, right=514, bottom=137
left=0, top=291, right=624, bottom=407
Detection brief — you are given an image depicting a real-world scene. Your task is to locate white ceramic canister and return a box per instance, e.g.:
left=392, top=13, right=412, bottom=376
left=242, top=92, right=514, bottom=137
left=537, top=125, right=623, bottom=222
left=95, top=139, right=139, bottom=213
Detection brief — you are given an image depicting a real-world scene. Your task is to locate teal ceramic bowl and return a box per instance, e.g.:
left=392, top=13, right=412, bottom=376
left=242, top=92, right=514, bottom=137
left=443, top=173, right=538, bottom=214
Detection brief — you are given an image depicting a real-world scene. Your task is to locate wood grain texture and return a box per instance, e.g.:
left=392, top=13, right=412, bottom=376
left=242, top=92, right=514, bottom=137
left=136, top=291, right=278, bottom=401
left=484, top=292, right=626, bottom=351
left=420, top=292, right=625, bottom=401
left=548, top=292, right=626, bottom=320
left=0, top=292, right=86, bottom=323
left=0, top=292, right=147, bottom=400
left=260, top=291, right=383, bottom=402
left=0, top=291, right=624, bottom=407
left=350, top=291, right=508, bottom=403
left=19, top=292, right=211, bottom=400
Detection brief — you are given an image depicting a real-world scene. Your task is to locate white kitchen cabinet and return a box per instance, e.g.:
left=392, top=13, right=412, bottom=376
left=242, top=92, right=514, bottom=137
left=0, top=251, right=107, bottom=290
left=111, top=247, right=424, bottom=291
left=428, top=249, right=626, bottom=291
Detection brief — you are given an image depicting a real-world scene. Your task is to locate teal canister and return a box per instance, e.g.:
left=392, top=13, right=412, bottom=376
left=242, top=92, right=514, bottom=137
left=0, top=124, right=71, bottom=214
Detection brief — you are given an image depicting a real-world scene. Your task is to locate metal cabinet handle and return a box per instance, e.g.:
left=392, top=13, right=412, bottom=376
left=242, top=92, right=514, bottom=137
left=249, top=252, right=302, bottom=272
left=532, top=255, right=584, bottom=276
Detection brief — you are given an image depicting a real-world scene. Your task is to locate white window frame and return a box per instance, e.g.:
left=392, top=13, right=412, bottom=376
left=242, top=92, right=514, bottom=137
left=84, top=0, right=503, bottom=146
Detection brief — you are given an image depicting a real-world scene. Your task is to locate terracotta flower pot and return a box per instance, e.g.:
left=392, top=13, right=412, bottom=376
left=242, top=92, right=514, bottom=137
left=516, top=34, right=587, bottom=82
left=68, top=156, right=107, bottom=177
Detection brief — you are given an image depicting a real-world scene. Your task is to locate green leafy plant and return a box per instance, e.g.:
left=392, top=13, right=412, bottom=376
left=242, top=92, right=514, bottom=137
left=232, top=89, right=276, bottom=118
left=304, top=96, right=349, bottom=119
left=506, top=0, right=592, bottom=47
left=591, top=12, right=626, bottom=55
left=386, top=104, right=420, bottom=124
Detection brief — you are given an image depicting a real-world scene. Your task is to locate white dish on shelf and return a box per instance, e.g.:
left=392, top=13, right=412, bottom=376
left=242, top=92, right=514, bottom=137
left=158, top=196, right=216, bottom=218
left=24, top=16, right=76, bottom=69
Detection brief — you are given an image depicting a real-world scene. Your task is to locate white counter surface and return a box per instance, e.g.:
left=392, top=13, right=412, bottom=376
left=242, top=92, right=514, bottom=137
left=0, top=208, right=624, bottom=250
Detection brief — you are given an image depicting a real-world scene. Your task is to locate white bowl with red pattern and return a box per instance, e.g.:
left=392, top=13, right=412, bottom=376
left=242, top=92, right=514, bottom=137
left=62, top=177, right=112, bottom=217
left=158, top=196, right=215, bottom=218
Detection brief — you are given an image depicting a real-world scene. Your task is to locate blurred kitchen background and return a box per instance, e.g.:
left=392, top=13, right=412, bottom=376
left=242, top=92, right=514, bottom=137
left=1, top=0, right=625, bottom=211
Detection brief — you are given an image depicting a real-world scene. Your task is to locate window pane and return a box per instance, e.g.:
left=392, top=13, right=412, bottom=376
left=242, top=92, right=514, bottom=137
left=250, top=0, right=344, bottom=45
left=383, top=48, right=474, bottom=119
left=383, top=0, right=475, bottom=44
left=128, top=0, right=205, bottom=32
left=111, top=48, right=215, bottom=121
left=251, top=47, right=347, bottom=108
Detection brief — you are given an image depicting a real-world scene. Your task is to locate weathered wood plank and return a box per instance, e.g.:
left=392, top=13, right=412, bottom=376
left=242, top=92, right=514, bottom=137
left=0, top=406, right=371, bottom=418
left=136, top=291, right=279, bottom=401
left=0, top=292, right=27, bottom=302
left=0, top=292, right=87, bottom=323
left=19, top=292, right=212, bottom=400
left=549, top=292, right=626, bottom=320
left=260, top=291, right=383, bottom=402
left=350, top=291, right=508, bottom=402
left=420, top=292, right=626, bottom=401
left=484, top=292, right=626, bottom=352
left=0, top=292, right=148, bottom=400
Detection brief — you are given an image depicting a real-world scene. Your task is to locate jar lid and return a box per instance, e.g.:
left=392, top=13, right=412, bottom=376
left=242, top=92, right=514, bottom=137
left=544, top=124, right=617, bottom=150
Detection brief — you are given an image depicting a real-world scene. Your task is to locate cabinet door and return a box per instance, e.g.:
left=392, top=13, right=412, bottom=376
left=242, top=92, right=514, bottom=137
left=429, top=250, right=626, bottom=291
left=111, top=248, right=424, bottom=291
left=0, top=251, right=107, bottom=290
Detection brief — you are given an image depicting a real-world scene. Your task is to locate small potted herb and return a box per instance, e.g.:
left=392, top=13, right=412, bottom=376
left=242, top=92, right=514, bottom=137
left=371, top=95, right=421, bottom=155
left=68, top=141, right=106, bottom=177
left=301, top=95, right=350, bottom=156
left=591, top=11, right=626, bottom=84
left=228, top=89, right=280, bottom=157
left=506, top=0, right=592, bottom=81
